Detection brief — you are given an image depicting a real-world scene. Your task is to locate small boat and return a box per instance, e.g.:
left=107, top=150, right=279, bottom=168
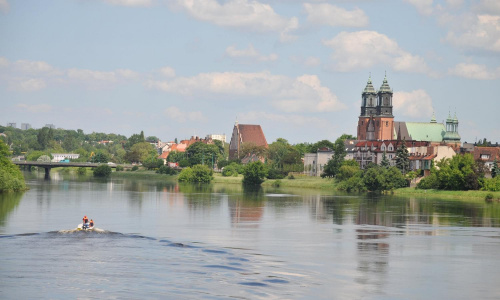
left=77, top=223, right=94, bottom=231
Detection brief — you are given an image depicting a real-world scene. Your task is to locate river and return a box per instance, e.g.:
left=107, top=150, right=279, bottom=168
left=1, top=171, right=500, bottom=299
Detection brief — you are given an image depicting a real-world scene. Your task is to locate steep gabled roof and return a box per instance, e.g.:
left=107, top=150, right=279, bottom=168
left=238, top=124, right=268, bottom=148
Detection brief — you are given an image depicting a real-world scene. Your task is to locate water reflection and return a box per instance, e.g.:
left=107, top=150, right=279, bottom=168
left=0, top=192, right=23, bottom=226
left=228, top=186, right=265, bottom=226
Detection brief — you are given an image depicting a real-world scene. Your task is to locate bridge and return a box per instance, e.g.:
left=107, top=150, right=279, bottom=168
left=13, top=161, right=118, bottom=178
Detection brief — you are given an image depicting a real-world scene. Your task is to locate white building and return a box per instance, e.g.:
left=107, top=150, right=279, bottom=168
left=304, top=148, right=334, bottom=176
left=206, top=134, right=227, bottom=143
left=51, top=153, right=80, bottom=162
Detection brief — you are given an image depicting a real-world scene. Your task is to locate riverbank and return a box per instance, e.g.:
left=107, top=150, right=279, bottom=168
left=108, top=170, right=500, bottom=201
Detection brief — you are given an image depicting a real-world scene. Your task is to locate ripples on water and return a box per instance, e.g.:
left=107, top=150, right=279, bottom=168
left=0, top=230, right=307, bottom=299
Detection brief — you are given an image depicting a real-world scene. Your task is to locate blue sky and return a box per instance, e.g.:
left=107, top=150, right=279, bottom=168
left=0, top=0, right=499, bottom=144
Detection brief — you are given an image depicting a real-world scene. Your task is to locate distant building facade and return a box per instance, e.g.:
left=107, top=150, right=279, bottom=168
left=229, top=122, right=268, bottom=160
left=7, top=122, right=16, bottom=128
left=304, top=148, right=334, bottom=177
left=51, top=153, right=80, bottom=162
left=206, top=134, right=227, bottom=144
left=21, top=123, right=31, bottom=130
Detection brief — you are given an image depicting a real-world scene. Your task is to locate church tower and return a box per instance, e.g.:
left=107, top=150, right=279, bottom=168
left=375, top=74, right=394, bottom=140
left=357, top=75, right=395, bottom=141
left=357, top=76, right=377, bottom=140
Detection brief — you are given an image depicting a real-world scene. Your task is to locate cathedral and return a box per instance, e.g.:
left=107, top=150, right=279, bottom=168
left=356, top=75, right=461, bottom=147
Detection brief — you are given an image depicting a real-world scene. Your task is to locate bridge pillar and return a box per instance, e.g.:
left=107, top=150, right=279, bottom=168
left=44, top=167, right=51, bottom=179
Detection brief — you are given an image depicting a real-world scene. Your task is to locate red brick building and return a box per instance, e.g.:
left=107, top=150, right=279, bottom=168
left=229, top=122, right=268, bottom=160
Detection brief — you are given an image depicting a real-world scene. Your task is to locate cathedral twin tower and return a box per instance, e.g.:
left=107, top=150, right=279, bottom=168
left=357, top=75, right=395, bottom=141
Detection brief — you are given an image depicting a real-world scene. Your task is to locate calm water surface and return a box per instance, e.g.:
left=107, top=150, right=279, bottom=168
left=1, top=172, right=500, bottom=299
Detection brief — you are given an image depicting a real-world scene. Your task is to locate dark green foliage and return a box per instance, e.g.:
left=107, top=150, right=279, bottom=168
left=396, top=139, right=410, bottom=174
left=267, top=168, right=286, bottom=179
left=77, top=167, right=87, bottom=175
left=0, top=140, right=27, bottom=192
left=91, top=151, right=109, bottom=163
left=156, top=165, right=177, bottom=175
left=321, top=137, right=347, bottom=178
left=178, top=164, right=213, bottom=183
left=417, top=153, right=484, bottom=190
left=492, top=158, right=499, bottom=178
left=308, top=139, right=334, bottom=153
left=485, top=193, right=494, bottom=201
left=483, top=177, right=500, bottom=191
left=143, top=157, right=163, bottom=170
left=272, top=180, right=281, bottom=187
left=242, top=161, right=268, bottom=185
left=288, top=174, right=295, bottom=180
left=363, top=166, right=407, bottom=192
left=222, top=163, right=240, bottom=177
left=381, top=151, right=390, bottom=168
left=131, top=165, right=139, bottom=171
left=166, top=150, right=185, bottom=163
left=115, top=165, right=124, bottom=172
left=93, top=164, right=112, bottom=177
left=186, top=142, right=220, bottom=168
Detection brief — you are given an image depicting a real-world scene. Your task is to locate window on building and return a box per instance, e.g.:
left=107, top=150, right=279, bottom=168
left=480, top=154, right=490, bottom=159
left=386, top=121, right=388, bottom=126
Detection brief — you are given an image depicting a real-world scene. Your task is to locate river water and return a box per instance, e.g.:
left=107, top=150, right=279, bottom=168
left=1, top=172, right=500, bottom=299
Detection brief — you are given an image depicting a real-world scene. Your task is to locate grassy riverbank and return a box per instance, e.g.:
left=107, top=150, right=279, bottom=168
left=102, top=170, right=500, bottom=201
left=393, top=187, right=500, bottom=201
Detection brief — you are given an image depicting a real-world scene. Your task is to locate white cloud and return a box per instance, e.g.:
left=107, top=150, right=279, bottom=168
left=444, top=14, right=500, bottom=53
left=10, top=79, right=47, bottom=92
left=239, top=111, right=330, bottom=128
left=448, top=63, right=500, bottom=79
left=290, top=55, right=321, bottom=67
left=14, top=60, right=59, bottom=75
left=103, top=0, right=153, bottom=7
left=67, top=69, right=117, bottom=82
left=476, top=0, right=500, bottom=14
left=404, top=0, right=434, bottom=16
left=0, top=0, right=9, bottom=13
left=446, top=0, right=464, bottom=10
left=273, top=74, right=346, bottom=112
left=147, top=71, right=346, bottom=113
left=323, top=31, right=431, bottom=74
left=393, top=90, right=434, bottom=118
left=225, top=44, right=278, bottom=62
left=164, top=106, right=206, bottom=122
left=172, top=0, right=298, bottom=41
left=17, top=103, right=52, bottom=113
left=0, top=57, right=9, bottom=67
left=159, top=66, right=176, bottom=78
left=303, top=3, right=368, bottom=27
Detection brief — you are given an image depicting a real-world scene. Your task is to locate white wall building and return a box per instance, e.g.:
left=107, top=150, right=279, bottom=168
left=304, top=148, right=334, bottom=177
left=51, top=153, right=80, bottom=162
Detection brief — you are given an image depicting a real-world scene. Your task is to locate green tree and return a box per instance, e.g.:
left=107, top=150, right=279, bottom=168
left=222, top=163, right=240, bottom=177
left=37, top=127, right=54, bottom=150
left=322, top=136, right=347, bottom=178
left=0, top=139, right=27, bottom=192
left=242, top=161, right=268, bottom=185
left=309, top=139, right=334, bottom=153
left=396, top=139, right=410, bottom=174
left=492, top=158, right=499, bottom=178
left=186, top=142, right=220, bottom=168
left=381, top=151, right=390, bottom=168
left=93, top=165, right=112, bottom=177
left=178, top=164, right=213, bottom=183
left=239, top=142, right=267, bottom=160
left=166, top=150, right=185, bottom=163
left=126, top=131, right=146, bottom=150
left=143, top=157, right=164, bottom=170
left=125, top=142, right=156, bottom=163
left=91, top=151, right=109, bottom=163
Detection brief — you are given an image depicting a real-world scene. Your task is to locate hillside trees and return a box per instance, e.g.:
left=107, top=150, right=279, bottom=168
left=0, top=140, right=26, bottom=192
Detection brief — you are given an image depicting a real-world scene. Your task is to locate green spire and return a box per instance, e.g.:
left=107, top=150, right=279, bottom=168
left=430, top=111, right=437, bottom=123
left=363, top=75, right=376, bottom=94
left=379, top=73, right=392, bottom=93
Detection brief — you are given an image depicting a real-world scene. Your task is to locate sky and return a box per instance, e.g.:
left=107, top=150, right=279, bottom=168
left=0, top=0, right=499, bottom=145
